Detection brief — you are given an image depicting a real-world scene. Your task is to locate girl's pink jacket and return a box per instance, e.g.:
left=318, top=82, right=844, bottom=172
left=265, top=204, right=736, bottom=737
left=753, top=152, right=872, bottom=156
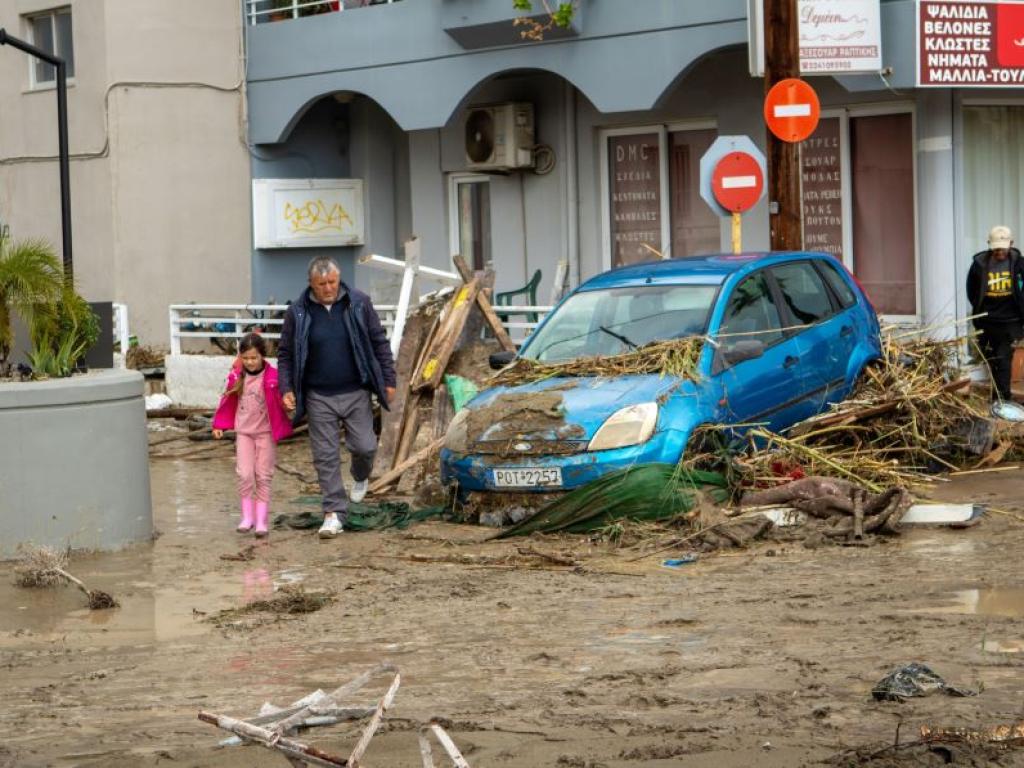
left=211, top=363, right=294, bottom=443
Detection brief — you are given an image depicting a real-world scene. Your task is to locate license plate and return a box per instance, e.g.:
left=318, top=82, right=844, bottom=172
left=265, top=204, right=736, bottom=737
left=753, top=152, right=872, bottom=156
left=491, top=468, right=563, bottom=488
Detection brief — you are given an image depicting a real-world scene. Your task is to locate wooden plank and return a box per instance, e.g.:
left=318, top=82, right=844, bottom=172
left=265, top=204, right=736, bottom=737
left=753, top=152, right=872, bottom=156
left=392, top=391, right=422, bottom=468
left=369, top=437, right=445, bottom=494
left=453, top=255, right=516, bottom=353
left=410, top=279, right=481, bottom=392
left=432, top=383, right=454, bottom=440
left=374, top=307, right=435, bottom=475
left=198, top=711, right=347, bottom=768
left=347, top=672, right=402, bottom=767
left=429, top=724, right=472, bottom=768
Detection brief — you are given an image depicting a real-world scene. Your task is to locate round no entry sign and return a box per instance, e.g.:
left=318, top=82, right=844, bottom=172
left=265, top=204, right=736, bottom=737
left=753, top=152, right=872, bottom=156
left=764, top=78, right=821, bottom=143
left=712, top=152, right=764, bottom=213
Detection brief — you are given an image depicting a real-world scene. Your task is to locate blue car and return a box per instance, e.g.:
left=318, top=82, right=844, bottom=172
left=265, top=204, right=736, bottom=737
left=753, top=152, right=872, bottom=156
left=440, top=252, right=881, bottom=494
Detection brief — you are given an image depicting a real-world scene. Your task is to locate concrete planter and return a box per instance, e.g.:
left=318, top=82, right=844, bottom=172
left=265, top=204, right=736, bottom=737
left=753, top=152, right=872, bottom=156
left=0, top=370, right=152, bottom=558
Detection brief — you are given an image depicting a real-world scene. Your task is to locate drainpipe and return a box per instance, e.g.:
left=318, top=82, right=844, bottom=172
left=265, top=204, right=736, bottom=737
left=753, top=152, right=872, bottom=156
left=0, top=29, right=73, bottom=278
left=564, top=80, right=580, bottom=291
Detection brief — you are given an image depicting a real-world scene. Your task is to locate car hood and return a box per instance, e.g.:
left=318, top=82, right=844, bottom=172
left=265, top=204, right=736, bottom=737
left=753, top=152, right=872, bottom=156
left=456, top=374, right=697, bottom=446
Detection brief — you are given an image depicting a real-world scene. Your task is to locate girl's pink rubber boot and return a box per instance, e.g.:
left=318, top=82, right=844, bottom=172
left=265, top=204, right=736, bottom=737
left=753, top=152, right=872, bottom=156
left=238, top=498, right=255, bottom=533
left=254, top=501, right=270, bottom=538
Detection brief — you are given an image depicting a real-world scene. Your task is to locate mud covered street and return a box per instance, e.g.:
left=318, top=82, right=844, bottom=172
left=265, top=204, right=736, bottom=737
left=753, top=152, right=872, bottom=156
left=4, top=442, right=1024, bottom=767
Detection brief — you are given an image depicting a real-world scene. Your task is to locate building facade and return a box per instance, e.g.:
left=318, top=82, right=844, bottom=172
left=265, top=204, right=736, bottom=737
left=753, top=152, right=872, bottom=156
left=0, top=0, right=252, bottom=345
left=246, top=0, right=1024, bottom=334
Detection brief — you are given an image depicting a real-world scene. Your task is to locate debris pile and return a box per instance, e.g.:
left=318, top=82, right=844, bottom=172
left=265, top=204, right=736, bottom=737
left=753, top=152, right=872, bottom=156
left=491, top=336, right=704, bottom=387
left=198, top=663, right=474, bottom=767
left=725, top=337, right=1000, bottom=490
left=741, top=476, right=913, bottom=541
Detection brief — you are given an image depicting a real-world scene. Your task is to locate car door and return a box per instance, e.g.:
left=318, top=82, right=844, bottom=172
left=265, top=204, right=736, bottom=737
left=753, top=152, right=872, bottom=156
left=713, top=270, right=807, bottom=432
left=768, top=260, right=850, bottom=420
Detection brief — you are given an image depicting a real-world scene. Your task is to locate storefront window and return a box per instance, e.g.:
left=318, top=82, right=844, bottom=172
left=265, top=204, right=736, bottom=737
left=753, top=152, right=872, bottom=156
left=608, top=133, right=662, bottom=266
left=669, top=128, right=719, bottom=259
left=606, top=126, right=719, bottom=268
left=801, top=117, right=844, bottom=260
left=850, top=112, right=916, bottom=316
left=963, top=106, right=1024, bottom=265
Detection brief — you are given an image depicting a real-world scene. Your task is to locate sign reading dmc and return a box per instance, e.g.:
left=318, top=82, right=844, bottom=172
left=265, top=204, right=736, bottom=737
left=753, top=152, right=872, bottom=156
left=918, top=0, right=1024, bottom=85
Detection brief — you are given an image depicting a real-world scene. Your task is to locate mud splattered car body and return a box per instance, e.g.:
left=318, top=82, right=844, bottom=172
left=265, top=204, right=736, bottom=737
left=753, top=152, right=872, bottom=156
left=441, top=252, right=881, bottom=493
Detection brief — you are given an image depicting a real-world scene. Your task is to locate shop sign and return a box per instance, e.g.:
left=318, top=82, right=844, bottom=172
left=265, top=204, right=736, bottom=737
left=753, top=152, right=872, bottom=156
left=801, top=117, right=844, bottom=260
left=608, top=134, right=662, bottom=266
left=748, top=0, right=883, bottom=75
left=918, top=0, right=1024, bottom=86
left=253, top=178, right=365, bottom=249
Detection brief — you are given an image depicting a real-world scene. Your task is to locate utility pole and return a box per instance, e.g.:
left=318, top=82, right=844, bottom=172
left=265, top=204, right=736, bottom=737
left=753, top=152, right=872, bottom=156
left=763, top=0, right=802, bottom=251
left=0, top=29, right=73, bottom=278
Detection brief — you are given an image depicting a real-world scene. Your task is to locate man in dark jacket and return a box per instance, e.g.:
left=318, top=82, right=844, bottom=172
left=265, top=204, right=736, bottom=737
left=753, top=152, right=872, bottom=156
left=278, top=257, right=397, bottom=538
left=967, top=225, right=1024, bottom=402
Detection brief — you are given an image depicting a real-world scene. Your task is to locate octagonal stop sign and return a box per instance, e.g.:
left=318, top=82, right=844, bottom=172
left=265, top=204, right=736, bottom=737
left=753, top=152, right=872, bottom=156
left=712, top=152, right=764, bottom=214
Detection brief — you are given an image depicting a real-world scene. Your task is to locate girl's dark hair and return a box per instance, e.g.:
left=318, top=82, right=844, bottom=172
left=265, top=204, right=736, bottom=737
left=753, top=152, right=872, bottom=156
left=226, top=333, right=268, bottom=395
left=238, top=332, right=268, bottom=357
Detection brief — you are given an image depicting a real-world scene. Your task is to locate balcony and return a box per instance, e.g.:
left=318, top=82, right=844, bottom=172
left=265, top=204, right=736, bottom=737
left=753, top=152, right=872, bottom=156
left=245, top=0, right=400, bottom=25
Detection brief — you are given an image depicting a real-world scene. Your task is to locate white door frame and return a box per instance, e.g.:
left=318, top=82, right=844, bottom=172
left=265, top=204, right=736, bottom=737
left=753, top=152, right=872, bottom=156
left=447, top=172, right=491, bottom=266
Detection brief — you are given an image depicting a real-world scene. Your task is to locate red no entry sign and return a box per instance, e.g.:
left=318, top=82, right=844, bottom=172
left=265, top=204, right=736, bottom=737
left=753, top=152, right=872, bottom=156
left=712, top=152, right=764, bottom=213
left=764, top=78, right=821, bottom=143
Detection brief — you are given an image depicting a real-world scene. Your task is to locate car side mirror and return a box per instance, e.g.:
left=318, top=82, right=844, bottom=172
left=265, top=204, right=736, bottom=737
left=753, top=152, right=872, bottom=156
left=489, top=351, right=516, bottom=370
left=722, top=339, right=765, bottom=366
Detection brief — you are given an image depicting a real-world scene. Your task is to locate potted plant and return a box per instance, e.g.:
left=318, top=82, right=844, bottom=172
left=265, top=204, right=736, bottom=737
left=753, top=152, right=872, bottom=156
left=0, top=232, right=63, bottom=378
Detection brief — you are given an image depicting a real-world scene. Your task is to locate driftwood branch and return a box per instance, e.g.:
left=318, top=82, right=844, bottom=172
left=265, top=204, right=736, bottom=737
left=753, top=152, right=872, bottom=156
left=198, top=710, right=348, bottom=767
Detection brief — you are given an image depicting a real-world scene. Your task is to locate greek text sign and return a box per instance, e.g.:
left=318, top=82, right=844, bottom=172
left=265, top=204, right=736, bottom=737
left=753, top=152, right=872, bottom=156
left=748, top=0, right=883, bottom=75
left=253, top=179, right=365, bottom=249
left=800, top=0, right=883, bottom=72
left=917, top=0, right=1024, bottom=86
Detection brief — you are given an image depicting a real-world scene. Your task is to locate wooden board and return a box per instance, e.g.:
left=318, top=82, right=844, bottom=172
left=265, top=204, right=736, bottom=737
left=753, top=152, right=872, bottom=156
left=410, top=279, right=481, bottom=393
left=374, top=305, right=438, bottom=475
left=453, top=255, right=516, bottom=353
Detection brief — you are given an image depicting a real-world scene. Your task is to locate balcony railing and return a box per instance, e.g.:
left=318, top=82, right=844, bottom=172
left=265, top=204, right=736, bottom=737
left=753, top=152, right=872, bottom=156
left=246, top=0, right=400, bottom=25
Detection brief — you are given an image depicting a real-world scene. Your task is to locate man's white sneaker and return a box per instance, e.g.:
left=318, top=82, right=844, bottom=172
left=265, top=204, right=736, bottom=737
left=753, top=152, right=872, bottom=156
left=350, top=479, right=369, bottom=503
left=318, top=513, right=343, bottom=538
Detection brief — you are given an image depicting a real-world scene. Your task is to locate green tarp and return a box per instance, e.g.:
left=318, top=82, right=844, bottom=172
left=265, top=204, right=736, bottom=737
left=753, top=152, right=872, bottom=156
left=494, top=463, right=729, bottom=537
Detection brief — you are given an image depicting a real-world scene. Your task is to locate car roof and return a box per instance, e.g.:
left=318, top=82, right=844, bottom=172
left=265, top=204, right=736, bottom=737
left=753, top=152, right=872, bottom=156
left=579, top=251, right=830, bottom=290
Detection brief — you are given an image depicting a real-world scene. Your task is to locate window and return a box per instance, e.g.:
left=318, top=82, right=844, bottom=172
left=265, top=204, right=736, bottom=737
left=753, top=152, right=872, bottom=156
left=815, top=259, right=856, bottom=309
left=849, top=112, right=915, bottom=316
left=602, top=123, right=718, bottom=268
left=26, top=7, right=74, bottom=87
left=522, top=284, right=718, bottom=363
left=771, top=262, right=834, bottom=326
left=448, top=175, right=491, bottom=272
left=719, top=273, right=784, bottom=350
left=799, top=109, right=916, bottom=318
left=963, top=106, right=1024, bottom=276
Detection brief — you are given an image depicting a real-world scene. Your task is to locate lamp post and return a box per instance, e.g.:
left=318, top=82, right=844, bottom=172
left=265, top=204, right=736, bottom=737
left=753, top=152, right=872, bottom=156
left=0, top=28, right=73, bottom=278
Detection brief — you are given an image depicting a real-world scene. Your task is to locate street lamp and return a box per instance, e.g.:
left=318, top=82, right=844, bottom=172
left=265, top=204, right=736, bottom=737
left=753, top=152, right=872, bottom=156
left=0, top=28, right=73, bottom=278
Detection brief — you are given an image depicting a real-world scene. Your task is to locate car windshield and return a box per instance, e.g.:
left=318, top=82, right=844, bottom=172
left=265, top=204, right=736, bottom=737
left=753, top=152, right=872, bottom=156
left=521, top=283, right=718, bottom=363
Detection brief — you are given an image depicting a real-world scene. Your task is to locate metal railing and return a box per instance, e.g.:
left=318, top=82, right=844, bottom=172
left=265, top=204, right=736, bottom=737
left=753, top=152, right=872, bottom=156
left=245, top=0, right=400, bottom=25
left=168, top=302, right=551, bottom=355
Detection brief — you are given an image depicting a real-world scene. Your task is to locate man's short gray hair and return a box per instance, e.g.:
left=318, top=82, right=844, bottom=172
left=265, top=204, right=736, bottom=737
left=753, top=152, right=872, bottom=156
left=308, top=256, right=341, bottom=279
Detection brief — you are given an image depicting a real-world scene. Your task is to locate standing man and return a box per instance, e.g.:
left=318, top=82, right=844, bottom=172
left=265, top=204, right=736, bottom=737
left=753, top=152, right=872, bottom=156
left=967, top=225, right=1024, bottom=402
left=278, top=257, right=397, bottom=538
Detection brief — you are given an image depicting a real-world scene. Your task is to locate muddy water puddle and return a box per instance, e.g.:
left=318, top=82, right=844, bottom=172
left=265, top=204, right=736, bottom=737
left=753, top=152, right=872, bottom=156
left=0, top=549, right=311, bottom=651
left=913, top=587, right=1024, bottom=617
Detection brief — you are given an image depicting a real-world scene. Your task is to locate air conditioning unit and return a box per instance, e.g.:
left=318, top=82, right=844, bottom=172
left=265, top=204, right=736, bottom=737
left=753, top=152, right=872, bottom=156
left=464, top=102, right=535, bottom=171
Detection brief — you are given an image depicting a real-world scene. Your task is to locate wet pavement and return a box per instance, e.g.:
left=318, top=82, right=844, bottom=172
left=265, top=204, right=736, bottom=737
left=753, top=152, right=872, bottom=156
left=4, top=444, right=1024, bottom=766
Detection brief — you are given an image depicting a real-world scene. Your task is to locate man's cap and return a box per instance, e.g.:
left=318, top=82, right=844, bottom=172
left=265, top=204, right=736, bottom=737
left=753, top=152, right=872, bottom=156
left=989, top=225, right=1013, bottom=249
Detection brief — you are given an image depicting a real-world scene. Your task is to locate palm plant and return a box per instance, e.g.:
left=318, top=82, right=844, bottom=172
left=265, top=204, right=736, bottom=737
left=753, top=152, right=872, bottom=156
left=0, top=234, right=64, bottom=375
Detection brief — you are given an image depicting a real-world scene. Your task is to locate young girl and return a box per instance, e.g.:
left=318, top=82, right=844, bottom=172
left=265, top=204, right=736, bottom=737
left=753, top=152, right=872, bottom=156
left=212, top=333, right=293, bottom=537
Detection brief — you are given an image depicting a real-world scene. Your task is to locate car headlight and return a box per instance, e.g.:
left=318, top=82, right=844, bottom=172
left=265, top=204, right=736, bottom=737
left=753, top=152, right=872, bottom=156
left=443, top=407, right=472, bottom=453
left=588, top=402, right=658, bottom=451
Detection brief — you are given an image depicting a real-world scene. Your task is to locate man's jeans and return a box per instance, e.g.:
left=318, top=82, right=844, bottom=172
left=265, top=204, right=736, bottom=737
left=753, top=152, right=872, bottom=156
left=976, top=321, right=1023, bottom=401
left=306, top=389, right=377, bottom=520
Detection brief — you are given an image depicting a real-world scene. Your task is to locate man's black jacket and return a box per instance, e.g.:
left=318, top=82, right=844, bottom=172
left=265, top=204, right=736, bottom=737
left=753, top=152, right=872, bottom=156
left=277, top=284, right=397, bottom=425
left=967, top=247, right=1024, bottom=323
